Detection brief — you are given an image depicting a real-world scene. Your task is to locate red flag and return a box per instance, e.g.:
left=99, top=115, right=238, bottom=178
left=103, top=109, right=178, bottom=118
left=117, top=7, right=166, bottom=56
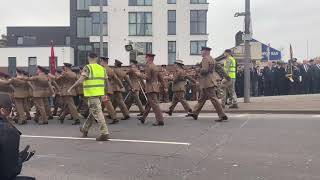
left=50, top=40, right=56, bottom=74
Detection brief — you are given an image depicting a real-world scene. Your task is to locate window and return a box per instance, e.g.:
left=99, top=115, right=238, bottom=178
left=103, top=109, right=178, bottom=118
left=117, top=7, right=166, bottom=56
left=130, top=42, right=152, bottom=64
left=168, top=41, right=176, bottom=64
left=91, top=0, right=108, bottom=6
left=28, top=57, right=37, bottom=76
left=190, top=0, right=207, bottom=4
left=8, top=57, right=16, bottom=77
left=91, top=13, right=108, bottom=35
left=168, top=0, right=176, bottom=4
left=65, top=36, right=70, bottom=46
left=190, top=10, right=207, bottom=35
left=17, top=36, right=23, bottom=45
left=129, top=12, right=152, bottom=36
left=190, top=41, right=207, bottom=55
left=93, top=43, right=108, bottom=57
left=77, top=0, right=108, bottom=10
left=77, top=45, right=93, bottom=65
left=168, top=10, right=176, bottom=35
left=129, top=0, right=152, bottom=6
left=77, top=0, right=91, bottom=10
left=77, top=17, right=92, bottom=38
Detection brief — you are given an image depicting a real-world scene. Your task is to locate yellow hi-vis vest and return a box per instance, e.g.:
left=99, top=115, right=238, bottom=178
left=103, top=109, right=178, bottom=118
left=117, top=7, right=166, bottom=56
left=224, top=56, right=237, bottom=79
left=83, top=64, right=106, bottom=97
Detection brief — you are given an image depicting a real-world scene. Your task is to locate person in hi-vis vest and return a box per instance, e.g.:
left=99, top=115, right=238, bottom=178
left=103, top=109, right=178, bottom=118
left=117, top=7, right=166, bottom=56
left=222, top=49, right=239, bottom=109
left=68, top=53, right=110, bottom=141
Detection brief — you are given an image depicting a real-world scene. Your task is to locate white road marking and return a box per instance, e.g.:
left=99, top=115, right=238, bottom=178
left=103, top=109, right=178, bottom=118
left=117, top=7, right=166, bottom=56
left=239, top=119, right=249, bottom=129
left=21, top=135, right=191, bottom=146
left=148, top=114, right=247, bottom=118
left=312, top=115, right=320, bottom=118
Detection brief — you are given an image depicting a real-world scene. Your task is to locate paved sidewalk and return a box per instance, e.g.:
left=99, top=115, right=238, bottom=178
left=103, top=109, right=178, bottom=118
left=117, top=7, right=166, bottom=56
left=128, top=94, right=320, bottom=114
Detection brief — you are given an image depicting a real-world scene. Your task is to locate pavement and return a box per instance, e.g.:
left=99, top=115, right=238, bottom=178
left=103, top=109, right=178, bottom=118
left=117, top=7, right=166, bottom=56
left=18, top=113, right=320, bottom=180
left=128, top=94, right=320, bottom=114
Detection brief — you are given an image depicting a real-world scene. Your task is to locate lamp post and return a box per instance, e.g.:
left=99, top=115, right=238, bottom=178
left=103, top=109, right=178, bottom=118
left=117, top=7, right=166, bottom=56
left=235, top=0, right=251, bottom=103
left=99, top=0, right=104, bottom=57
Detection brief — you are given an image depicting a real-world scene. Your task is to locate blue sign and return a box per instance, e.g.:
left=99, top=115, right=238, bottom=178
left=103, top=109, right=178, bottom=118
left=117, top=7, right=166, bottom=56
left=261, top=43, right=282, bottom=61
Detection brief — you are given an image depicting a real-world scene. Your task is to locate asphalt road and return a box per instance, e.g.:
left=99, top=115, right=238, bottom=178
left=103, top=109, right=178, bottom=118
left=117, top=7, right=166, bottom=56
left=18, top=113, right=320, bottom=180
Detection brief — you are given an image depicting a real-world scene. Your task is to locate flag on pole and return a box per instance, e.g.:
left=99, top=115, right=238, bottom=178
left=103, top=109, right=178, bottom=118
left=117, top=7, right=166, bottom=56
left=290, top=44, right=293, bottom=60
left=50, top=40, right=56, bottom=74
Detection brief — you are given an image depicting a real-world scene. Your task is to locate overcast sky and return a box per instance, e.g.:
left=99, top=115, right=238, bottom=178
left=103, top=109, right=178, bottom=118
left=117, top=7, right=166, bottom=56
left=0, top=0, right=319, bottom=60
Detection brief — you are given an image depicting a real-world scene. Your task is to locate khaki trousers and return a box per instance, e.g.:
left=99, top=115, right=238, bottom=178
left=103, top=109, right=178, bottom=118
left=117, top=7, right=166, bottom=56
left=168, top=91, right=192, bottom=113
left=125, top=91, right=144, bottom=114
left=193, top=87, right=226, bottom=118
left=15, top=98, right=27, bottom=123
left=62, top=96, right=80, bottom=120
left=43, top=97, right=52, bottom=117
left=33, top=97, right=48, bottom=123
left=103, top=94, right=117, bottom=120
left=112, top=91, right=130, bottom=117
left=142, top=92, right=164, bottom=123
left=83, top=97, right=109, bottom=135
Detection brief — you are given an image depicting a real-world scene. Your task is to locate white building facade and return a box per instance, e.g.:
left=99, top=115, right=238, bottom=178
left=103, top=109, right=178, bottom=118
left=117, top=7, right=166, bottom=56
left=87, top=0, right=209, bottom=65
left=0, top=46, right=74, bottom=69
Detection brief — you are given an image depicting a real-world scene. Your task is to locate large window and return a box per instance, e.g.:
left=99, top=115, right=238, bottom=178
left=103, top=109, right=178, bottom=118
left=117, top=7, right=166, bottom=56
left=190, top=0, right=207, bottom=4
left=190, top=41, right=207, bottom=55
left=77, top=0, right=108, bottom=10
left=91, top=0, right=108, bottom=6
left=93, top=43, right=108, bottom=57
left=168, top=0, right=176, bottom=4
left=77, top=45, right=93, bottom=65
left=168, top=41, right=176, bottom=64
left=91, top=13, right=108, bottom=36
left=129, top=12, right=152, bottom=36
left=129, top=0, right=152, bottom=6
left=190, top=10, right=207, bottom=35
left=168, top=10, right=176, bottom=35
left=77, top=17, right=92, bottom=38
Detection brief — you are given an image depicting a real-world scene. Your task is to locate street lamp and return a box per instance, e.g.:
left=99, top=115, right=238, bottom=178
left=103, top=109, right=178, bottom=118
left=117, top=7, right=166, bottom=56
left=235, top=0, right=251, bottom=103
left=99, top=0, right=104, bottom=58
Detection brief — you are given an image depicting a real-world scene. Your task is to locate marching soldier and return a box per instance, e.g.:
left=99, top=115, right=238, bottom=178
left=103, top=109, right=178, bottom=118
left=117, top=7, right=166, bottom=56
left=49, top=63, right=81, bottom=125
left=74, top=66, right=89, bottom=118
left=52, top=68, right=63, bottom=117
left=137, top=53, right=167, bottom=126
left=68, top=53, right=110, bottom=141
left=100, top=57, right=123, bottom=124
left=159, top=65, right=170, bottom=103
left=18, top=66, right=52, bottom=125
left=10, top=69, right=31, bottom=125
left=164, top=60, right=197, bottom=116
left=112, top=60, right=132, bottom=120
left=0, top=72, right=13, bottom=95
left=125, top=60, right=145, bottom=116
left=187, top=47, right=229, bottom=122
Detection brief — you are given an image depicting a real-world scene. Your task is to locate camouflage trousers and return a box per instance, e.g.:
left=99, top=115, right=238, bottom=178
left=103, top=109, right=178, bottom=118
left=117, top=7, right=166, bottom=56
left=82, top=97, right=109, bottom=135
left=221, top=79, right=238, bottom=105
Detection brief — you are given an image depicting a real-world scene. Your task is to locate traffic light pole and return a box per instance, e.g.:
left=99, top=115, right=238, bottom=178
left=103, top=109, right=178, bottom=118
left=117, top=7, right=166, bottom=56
left=99, top=0, right=104, bottom=58
left=243, top=0, right=251, bottom=103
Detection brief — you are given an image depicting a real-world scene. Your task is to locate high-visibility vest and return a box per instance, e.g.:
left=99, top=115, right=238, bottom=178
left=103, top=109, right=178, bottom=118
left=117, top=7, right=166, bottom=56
left=224, top=56, right=237, bottom=79
left=83, top=64, right=106, bottom=97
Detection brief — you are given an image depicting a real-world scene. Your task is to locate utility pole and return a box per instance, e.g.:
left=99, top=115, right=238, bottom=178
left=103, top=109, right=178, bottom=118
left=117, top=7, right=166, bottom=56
left=243, top=0, right=251, bottom=103
left=99, top=0, right=104, bottom=57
